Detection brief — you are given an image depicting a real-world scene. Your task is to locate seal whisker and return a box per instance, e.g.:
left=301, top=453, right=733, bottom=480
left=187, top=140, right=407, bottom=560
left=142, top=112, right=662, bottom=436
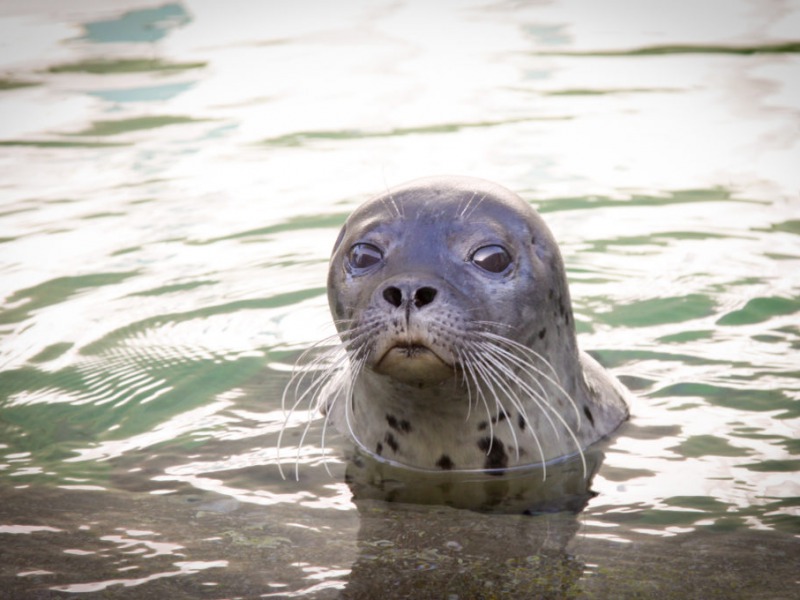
left=459, top=189, right=479, bottom=219
left=317, top=358, right=357, bottom=477
left=453, top=335, right=492, bottom=424
left=453, top=348, right=476, bottom=421
left=464, top=350, right=520, bottom=461
left=279, top=320, right=380, bottom=479
left=280, top=343, right=344, bottom=434
left=476, top=328, right=562, bottom=381
left=479, top=331, right=583, bottom=428
left=339, top=326, right=380, bottom=360
left=318, top=352, right=366, bottom=477
left=381, top=178, right=404, bottom=220
left=469, top=342, right=562, bottom=472
left=380, top=194, right=400, bottom=220
left=473, top=340, right=560, bottom=436
left=281, top=332, right=345, bottom=413
left=341, top=355, right=368, bottom=455
left=464, top=192, right=487, bottom=219
left=296, top=332, right=374, bottom=480
left=473, top=338, right=588, bottom=473
left=468, top=345, right=547, bottom=454
left=279, top=346, right=352, bottom=479
left=458, top=349, right=496, bottom=449
left=470, top=349, right=549, bottom=479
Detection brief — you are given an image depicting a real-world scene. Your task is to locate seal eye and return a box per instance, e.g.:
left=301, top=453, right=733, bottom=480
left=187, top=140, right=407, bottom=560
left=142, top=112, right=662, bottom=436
left=348, top=243, right=383, bottom=271
left=471, top=245, right=511, bottom=273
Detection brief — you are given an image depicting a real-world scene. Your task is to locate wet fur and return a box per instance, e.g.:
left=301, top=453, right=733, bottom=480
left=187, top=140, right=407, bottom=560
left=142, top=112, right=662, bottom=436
left=280, top=176, right=629, bottom=478
left=280, top=320, right=627, bottom=479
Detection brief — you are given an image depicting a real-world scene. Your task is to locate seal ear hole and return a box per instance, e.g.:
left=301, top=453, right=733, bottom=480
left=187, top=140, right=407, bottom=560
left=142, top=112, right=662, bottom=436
left=471, top=245, right=512, bottom=274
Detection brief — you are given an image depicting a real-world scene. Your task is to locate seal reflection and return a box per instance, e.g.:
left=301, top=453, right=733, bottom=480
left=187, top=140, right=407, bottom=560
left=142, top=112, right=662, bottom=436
left=338, top=446, right=607, bottom=598
left=345, top=445, right=603, bottom=514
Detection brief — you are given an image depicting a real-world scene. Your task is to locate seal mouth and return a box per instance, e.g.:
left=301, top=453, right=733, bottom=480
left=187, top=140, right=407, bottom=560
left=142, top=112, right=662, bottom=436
left=386, top=343, right=433, bottom=359
left=374, top=342, right=455, bottom=385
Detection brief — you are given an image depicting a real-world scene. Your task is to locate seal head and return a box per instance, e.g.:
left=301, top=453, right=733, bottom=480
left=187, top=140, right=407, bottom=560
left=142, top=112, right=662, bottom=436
left=325, top=176, right=629, bottom=472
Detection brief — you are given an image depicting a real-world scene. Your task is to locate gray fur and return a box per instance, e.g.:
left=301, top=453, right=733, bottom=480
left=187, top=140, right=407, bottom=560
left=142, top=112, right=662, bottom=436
left=288, top=176, right=630, bottom=475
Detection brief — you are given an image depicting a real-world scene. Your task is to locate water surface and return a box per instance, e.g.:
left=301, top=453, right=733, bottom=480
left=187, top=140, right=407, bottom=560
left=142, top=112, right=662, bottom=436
left=1, top=1, right=798, bottom=597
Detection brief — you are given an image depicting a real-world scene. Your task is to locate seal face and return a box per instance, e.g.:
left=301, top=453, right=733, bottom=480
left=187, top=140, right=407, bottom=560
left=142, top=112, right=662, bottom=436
left=317, top=176, right=629, bottom=474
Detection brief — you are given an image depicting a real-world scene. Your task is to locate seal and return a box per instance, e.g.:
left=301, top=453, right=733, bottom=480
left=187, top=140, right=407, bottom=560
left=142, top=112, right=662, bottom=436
left=284, top=176, right=629, bottom=476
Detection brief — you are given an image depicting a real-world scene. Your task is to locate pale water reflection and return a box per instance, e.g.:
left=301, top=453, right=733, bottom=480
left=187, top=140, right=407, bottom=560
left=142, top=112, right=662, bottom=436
left=1, top=0, right=798, bottom=598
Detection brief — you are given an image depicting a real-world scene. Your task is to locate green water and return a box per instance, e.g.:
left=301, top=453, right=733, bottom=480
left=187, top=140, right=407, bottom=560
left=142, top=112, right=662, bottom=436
left=1, top=1, right=798, bottom=598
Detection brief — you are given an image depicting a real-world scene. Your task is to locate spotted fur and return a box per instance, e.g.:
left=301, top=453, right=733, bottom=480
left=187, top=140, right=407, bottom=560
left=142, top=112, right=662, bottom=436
left=279, top=176, right=630, bottom=479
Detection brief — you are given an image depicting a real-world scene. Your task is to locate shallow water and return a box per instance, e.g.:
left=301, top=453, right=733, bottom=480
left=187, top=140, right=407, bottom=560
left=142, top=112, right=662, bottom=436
left=1, top=1, right=799, bottom=598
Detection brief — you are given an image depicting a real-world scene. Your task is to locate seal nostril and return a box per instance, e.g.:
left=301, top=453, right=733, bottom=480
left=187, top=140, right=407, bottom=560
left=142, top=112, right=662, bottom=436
left=383, top=286, right=403, bottom=307
left=414, top=287, right=437, bottom=308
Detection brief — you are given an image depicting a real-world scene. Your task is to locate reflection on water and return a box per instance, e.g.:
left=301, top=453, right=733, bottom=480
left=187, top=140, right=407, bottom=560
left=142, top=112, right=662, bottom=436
left=1, top=0, right=798, bottom=597
left=345, top=445, right=606, bottom=514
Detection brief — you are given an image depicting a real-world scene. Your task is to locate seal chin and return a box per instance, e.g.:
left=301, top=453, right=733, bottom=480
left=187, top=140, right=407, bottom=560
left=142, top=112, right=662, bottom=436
left=374, top=344, right=455, bottom=386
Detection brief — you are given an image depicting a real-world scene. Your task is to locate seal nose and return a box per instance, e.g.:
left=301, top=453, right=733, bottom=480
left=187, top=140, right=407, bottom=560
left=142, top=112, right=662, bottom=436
left=382, top=284, right=438, bottom=309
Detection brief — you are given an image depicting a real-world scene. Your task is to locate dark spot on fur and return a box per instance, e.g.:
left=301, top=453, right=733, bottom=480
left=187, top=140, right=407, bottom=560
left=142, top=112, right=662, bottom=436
left=386, top=414, right=412, bottom=433
left=436, top=454, right=454, bottom=470
left=548, top=289, right=554, bottom=300
left=538, top=327, right=547, bottom=340
left=518, top=413, right=526, bottom=430
left=385, top=432, right=399, bottom=453
left=490, top=412, right=507, bottom=425
left=375, top=442, right=383, bottom=456
left=477, top=436, right=508, bottom=473
left=583, top=405, right=595, bottom=427
left=477, top=421, right=488, bottom=431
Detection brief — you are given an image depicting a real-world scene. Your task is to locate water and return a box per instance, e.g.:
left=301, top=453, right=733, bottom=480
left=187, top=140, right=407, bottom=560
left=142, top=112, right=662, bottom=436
left=1, top=1, right=798, bottom=597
